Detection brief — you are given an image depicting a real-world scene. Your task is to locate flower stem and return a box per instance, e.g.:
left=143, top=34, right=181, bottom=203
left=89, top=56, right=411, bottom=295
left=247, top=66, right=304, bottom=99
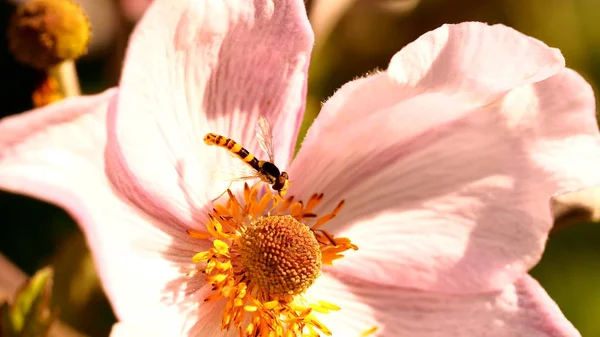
left=49, top=60, right=81, bottom=97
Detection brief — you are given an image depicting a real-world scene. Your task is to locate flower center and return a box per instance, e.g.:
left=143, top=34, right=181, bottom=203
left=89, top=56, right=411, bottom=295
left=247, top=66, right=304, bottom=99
left=186, top=183, right=358, bottom=337
left=239, top=215, right=322, bottom=297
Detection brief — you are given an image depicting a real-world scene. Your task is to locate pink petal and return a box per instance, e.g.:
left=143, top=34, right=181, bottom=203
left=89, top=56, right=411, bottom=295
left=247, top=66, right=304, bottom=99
left=110, top=300, right=240, bottom=336
left=108, top=0, right=314, bottom=226
left=110, top=321, right=171, bottom=337
left=290, top=23, right=600, bottom=293
left=388, top=22, right=564, bottom=97
left=109, top=310, right=198, bottom=337
left=0, top=253, right=26, bottom=302
left=120, top=0, right=153, bottom=21
left=307, top=273, right=579, bottom=337
left=187, top=300, right=240, bottom=337
left=0, top=90, right=205, bottom=322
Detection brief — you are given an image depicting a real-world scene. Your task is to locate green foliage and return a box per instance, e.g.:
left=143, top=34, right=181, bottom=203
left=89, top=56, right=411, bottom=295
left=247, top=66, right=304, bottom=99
left=532, top=222, right=600, bottom=336
left=0, top=267, right=57, bottom=337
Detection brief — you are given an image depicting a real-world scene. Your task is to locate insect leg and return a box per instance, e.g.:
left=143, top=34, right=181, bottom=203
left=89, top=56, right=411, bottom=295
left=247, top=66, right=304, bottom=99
left=212, top=180, right=234, bottom=202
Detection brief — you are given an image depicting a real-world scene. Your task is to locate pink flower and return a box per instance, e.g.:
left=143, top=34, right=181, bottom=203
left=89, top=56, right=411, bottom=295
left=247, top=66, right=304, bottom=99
left=119, top=0, right=153, bottom=21
left=1, top=0, right=598, bottom=335
left=0, top=253, right=26, bottom=303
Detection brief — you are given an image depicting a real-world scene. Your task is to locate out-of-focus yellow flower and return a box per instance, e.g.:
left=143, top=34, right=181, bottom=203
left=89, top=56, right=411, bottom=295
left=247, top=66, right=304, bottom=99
left=7, top=0, right=91, bottom=70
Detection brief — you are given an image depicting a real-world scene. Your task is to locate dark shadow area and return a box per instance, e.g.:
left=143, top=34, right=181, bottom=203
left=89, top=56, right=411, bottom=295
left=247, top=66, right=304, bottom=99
left=0, top=191, right=116, bottom=337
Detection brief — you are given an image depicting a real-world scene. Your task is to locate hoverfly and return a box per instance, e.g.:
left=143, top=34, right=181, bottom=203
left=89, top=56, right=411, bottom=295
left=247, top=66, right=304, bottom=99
left=204, top=116, right=290, bottom=199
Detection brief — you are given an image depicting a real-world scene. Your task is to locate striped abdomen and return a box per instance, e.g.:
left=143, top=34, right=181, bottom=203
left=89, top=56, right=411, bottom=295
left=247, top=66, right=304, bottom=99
left=204, top=133, right=260, bottom=171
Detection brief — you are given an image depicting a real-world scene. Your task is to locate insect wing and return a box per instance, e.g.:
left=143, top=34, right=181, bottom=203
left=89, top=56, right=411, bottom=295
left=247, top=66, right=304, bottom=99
left=255, top=116, right=275, bottom=163
left=211, top=164, right=262, bottom=183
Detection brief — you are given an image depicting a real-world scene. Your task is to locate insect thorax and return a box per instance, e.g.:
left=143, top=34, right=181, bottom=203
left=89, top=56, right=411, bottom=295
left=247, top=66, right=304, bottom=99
left=259, top=161, right=280, bottom=184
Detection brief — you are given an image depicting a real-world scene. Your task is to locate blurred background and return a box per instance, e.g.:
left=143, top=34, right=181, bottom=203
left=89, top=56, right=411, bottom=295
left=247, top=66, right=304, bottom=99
left=1, top=0, right=599, bottom=335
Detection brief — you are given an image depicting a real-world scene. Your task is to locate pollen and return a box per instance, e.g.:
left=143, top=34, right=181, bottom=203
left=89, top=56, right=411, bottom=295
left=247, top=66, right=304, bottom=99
left=240, top=215, right=322, bottom=297
left=187, top=183, right=358, bottom=337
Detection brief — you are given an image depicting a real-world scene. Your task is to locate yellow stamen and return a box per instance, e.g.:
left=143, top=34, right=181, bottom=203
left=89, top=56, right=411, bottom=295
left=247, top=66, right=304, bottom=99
left=186, top=229, right=211, bottom=239
left=213, top=239, right=230, bottom=254
left=32, top=77, right=63, bottom=107
left=191, top=251, right=210, bottom=263
left=317, top=300, right=340, bottom=311
left=360, top=326, right=379, bottom=336
left=187, top=183, right=357, bottom=336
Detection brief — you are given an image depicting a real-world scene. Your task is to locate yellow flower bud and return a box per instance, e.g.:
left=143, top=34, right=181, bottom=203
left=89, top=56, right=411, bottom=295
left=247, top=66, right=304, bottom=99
left=7, top=0, right=91, bottom=70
